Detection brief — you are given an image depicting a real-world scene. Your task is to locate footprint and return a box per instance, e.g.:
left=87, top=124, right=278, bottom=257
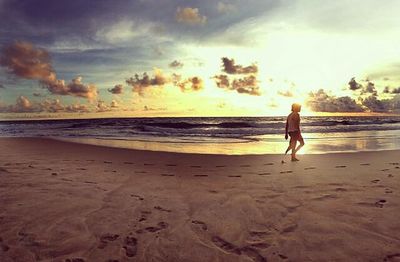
left=384, top=253, right=400, bottom=261
left=143, top=163, right=154, bottom=166
left=77, top=168, right=87, bottom=171
left=280, top=171, right=293, bottom=174
left=388, top=174, right=394, bottom=178
left=191, top=220, right=207, bottom=230
left=215, top=165, right=226, bottom=168
left=360, top=163, right=370, bottom=166
left=335, top=165, right=346, bottom=168
left=165, top=164, right=177, bottom=167
left=388, top=162, right=399, bottom=166
left=240, top=165, right=251, bottom=167
left=258, top=173, right=271, bottom=176
left=194, top=175, right=208, bottom=177
left=98, top=233, right=119, bottom=249
left=240, top=246, right=267, bottom=262
left=304, top=167, right=316, bottom=170
left=381, top=169, right=390, bottom=172
left=279, top=254, right=289, bottom=260
left=335, top=187, right=347, bottom=192
left=138, top=222, right=169, bottom=233
left=124, top=162, right=134, bottom=165
left=371, top=179, right=380, bottom=183
left=281, top=223, right=298, bottom=234
left=264, top=163, right=274, bottom=166
left=375, top=199, right=386, bottom=208
left=228, top=175, right=242, bottom=178
left=134, top=171, right=147, bottom=174
left=211, top=236, right=241, bottom=255
left=154, top=206, right=172, bottom=212
left=130, top=194, right=144, bottom=200
left=65, top=258, right=85, bottom=262
left=191, top=165, right=202, bottom=168
left=161, top=174, right=175, bottom=177
left=84, top=181, right=97, bottom=184
left=385, top=189, right=393, bottom=194
left=51, top=172, right=58, bottom=176
left=249, top=242, right=270, bottom=249
left=312, top=194, right=338, bottom=201
left=123, top=236, right=137, bottom=257
left=103, top=161, right=112, bottom=164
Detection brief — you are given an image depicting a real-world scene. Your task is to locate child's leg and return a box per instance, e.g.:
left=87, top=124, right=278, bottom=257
left=294, top=136, right=305, bottom=154
left=285, top=143, right=292, bottom=154
left=290, top=139, right=297, bottom=159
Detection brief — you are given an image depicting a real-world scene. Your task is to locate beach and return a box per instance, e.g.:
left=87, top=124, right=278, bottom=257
left=0, top=137, right=399, bottom=262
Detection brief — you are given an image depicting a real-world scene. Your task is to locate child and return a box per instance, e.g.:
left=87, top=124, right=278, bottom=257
left=285, top=103, right=305, bottom=161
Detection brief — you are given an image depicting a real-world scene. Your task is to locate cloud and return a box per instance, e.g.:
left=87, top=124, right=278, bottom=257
left=384, top=86, right=400, bottom=94
left=361, top=81, right=377, bottom=96
left=214, top=74, right=230, bottom=89
left=221, top=57, right=258, bottom=74
left=214, top=74, right=261, bottom=96
left=169, top=60, right=184, bottom=68
left=0, top=96, right=93, bottom=114
left=217, top=2, right=236, bottom=14
left=111, top=100, right=119, bottom=108
left=176, top=76, right=204, bottom=92
left=278, top=90, right=294, bottom=97
left=108, top=84, right=124, bottom=94
left=65, top=103, right=90, bottom=113
left=348, top=77, right=362, bottom=91
left=307, top=89, right=364, bottom=112
left=44, top=76, right=97, bottom=100
left=361, top=95, right=400, bottom=113
left=175, top=7, right=207, bottom=25
left=0, top=41, right=97, bottom=99
left=126, top=68, right=170, bottom=96
left=0, top=41, right=55, bottom=82
left=0, top=95, right=38, bottom=113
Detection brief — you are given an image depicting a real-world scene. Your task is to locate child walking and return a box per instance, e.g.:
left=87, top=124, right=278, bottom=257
left=285, top=103, right=305, bottom=161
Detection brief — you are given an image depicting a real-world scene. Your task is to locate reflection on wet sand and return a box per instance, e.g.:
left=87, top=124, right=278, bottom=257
left=56, top=130, right=400, bottom=155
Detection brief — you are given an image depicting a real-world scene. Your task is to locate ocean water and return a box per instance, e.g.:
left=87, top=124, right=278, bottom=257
left=0, top=116, right=399, bottom=154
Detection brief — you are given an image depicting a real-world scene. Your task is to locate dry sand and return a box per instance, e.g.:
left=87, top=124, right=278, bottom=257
left=0, top=137, right=399, bottom=262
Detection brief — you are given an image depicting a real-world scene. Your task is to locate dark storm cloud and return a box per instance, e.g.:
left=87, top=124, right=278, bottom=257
left=221, top=57, right=258, bottom=75
left=108, top=84, right=124, bottom=94
left=0, top=41, right=97, bottom=99
left=214, top=74, right=261, bottom=96
left=307, top=89, right=364, bottom=112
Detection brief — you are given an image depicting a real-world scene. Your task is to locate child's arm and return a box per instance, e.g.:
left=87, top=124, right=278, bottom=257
left=285, top=118, right=288, bottom=140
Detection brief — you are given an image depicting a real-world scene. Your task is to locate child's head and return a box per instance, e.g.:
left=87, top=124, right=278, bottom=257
left=291, top=103, right=301, bottom=112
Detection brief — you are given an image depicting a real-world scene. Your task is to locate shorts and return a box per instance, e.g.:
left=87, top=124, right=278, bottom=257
left=288, top=131, right=304, bottom=144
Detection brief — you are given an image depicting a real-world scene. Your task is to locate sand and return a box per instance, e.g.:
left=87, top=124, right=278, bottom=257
left=0, top=137, right=399, bottom=262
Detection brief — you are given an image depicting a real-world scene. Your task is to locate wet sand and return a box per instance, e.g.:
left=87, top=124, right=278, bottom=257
left=0, top=137, right=399, bottom=261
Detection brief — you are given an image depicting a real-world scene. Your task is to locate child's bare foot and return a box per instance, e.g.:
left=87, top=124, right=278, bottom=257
left=291, top=158, right=300, bottom=162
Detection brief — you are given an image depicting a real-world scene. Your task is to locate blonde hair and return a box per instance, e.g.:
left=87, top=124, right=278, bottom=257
left=291, top=103, right=301, bottom=112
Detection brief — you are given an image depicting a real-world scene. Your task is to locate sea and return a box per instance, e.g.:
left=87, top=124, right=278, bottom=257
left=0, top=116, right=399, bottom=154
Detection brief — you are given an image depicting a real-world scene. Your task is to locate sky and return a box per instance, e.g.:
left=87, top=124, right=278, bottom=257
left=0, top=0, right=399, bottom=119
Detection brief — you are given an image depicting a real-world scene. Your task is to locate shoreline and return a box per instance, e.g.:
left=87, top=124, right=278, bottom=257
left=0, top=137, right=399, bottom=261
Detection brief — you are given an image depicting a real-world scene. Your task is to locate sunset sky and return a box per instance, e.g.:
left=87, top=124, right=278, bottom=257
left=0, top=0, right=399, bottom=119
